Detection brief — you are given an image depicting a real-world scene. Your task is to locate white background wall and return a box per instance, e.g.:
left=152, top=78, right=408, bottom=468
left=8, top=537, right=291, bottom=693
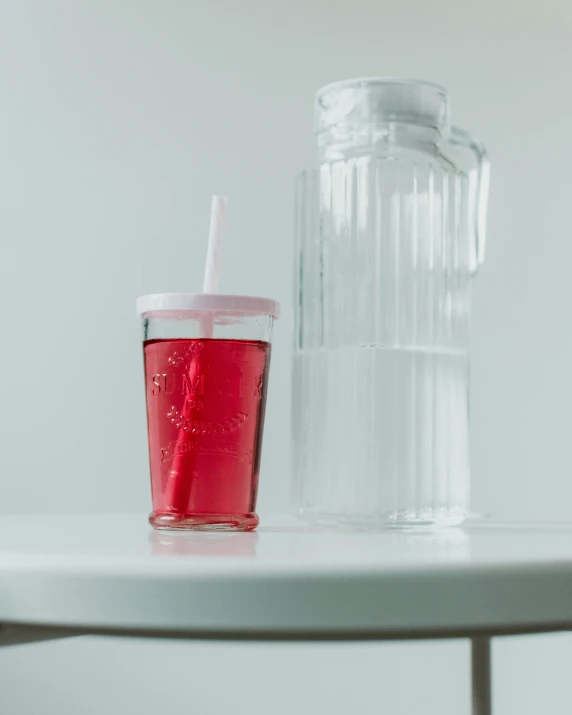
left=1, top=1, right=571, bottom=712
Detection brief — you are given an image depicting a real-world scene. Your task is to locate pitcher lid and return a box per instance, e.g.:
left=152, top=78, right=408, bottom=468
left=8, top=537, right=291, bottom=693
left=315, top=77, right=449, bottom=134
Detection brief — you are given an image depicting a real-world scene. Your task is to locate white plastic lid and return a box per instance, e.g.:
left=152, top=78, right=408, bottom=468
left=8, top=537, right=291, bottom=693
left=136, top=293, right=280, bottom=319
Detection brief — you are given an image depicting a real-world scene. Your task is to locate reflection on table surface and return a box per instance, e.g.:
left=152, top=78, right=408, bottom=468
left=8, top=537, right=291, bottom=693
left=149, top=530, right=259, bottom=558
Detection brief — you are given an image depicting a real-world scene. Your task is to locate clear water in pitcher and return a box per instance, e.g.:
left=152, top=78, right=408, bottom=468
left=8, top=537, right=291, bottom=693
left=292, top=345, right=469, bottom=526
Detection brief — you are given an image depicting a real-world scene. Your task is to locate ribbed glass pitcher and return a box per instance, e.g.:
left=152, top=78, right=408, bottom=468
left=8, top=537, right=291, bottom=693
left=292, top=78, right=490, bottom=527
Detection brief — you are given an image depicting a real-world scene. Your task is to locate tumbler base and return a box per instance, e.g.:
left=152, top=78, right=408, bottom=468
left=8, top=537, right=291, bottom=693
left=149, top=512, right=259, bottom=532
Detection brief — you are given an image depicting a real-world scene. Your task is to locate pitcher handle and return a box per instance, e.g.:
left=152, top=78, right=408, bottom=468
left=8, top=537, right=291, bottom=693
left=447, top=127, right=490, bottom=272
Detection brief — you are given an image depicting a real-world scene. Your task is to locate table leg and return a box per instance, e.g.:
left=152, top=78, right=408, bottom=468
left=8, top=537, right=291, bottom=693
left=471, top=637, right=492, bottom=715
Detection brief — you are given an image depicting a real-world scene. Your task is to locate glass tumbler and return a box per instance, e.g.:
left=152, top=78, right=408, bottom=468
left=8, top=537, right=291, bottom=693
left=138, top=293, right=279, bottom=531
left=292, top=78, right=490, bottom=527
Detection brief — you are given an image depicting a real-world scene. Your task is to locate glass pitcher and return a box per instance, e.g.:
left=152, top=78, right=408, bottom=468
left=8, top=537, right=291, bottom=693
left=292, top=78, right=490, bottom=527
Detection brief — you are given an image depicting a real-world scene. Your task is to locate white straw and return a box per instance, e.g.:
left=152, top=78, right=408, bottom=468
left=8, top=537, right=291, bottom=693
left=203, top=195, right=227, bottom=294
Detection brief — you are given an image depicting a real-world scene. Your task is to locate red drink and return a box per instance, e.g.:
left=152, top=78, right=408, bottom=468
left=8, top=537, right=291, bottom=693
left=143, top=338, right=271, bottom=530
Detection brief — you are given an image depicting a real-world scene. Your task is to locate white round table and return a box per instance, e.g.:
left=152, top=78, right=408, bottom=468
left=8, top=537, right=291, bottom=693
left=1, top=514, right=571, bottom=715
